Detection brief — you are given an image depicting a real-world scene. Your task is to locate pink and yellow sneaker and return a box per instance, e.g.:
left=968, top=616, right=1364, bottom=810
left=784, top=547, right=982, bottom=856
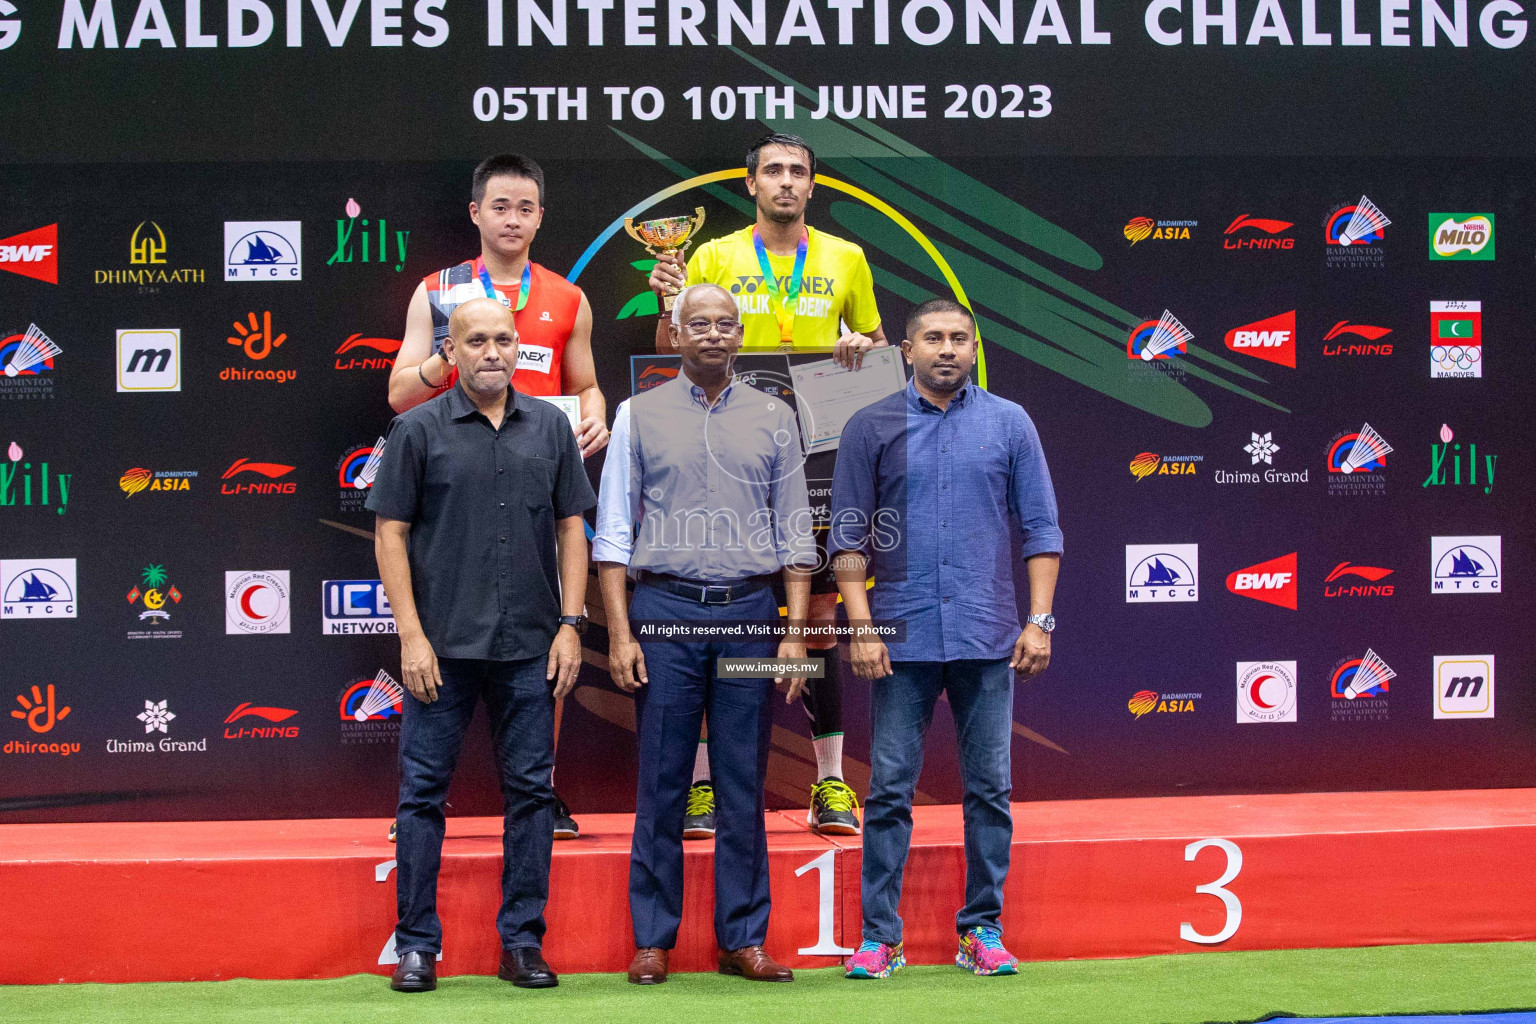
left=844, top=940, right=905, bottom=979
left=956, top=927, right=1019, bottom=976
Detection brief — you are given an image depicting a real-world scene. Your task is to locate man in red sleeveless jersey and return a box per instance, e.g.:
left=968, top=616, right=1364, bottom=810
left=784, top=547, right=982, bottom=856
left=389, top=154, right=608, bottom=841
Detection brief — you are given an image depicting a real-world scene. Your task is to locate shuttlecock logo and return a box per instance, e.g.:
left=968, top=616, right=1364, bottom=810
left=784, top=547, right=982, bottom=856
left=1128, top=691, right=1158, bottom=718
left=1329, top=195, right=1391, bottom=246
left=1329, top=649, right=1395, bottom=700
left=1327, top=423, right=1393, bottom=474
left=3, top=324, right=60, bottom=378
left=1127, top=310, right=1193, bottom=361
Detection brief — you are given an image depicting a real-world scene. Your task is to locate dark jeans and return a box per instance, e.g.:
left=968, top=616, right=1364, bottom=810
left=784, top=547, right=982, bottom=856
left=394, top=655, right=554, bottom=956
left=861, top=658, right=1015, bottom=946
left=628, top=582, right=778, bottom=951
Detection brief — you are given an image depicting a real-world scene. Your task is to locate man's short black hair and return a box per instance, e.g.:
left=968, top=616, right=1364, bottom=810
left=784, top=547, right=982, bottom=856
left=746, top=134, right=817, bottom=178
left=472, top=154, right=545, bottom=206
left=906, top=298, right=976, bottom=340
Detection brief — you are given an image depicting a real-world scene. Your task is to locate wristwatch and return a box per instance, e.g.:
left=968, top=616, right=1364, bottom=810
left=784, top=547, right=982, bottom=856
left=1026, top=613, right=1056, bottom=633
left=558, top=615, right=588, bottom=636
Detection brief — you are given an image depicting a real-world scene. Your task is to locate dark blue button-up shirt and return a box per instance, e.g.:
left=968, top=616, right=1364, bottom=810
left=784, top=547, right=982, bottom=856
left=829, top=380, right=1063, bottom=662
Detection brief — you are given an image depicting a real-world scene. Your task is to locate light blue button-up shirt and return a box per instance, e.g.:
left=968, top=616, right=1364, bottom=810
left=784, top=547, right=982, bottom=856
left=593, top=374, right=816, bottom=581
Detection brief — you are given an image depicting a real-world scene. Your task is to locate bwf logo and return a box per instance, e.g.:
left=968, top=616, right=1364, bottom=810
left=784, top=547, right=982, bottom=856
left=1434, top=655, right=1494, bottom=719
left=117, top=329, right=180, bottom=392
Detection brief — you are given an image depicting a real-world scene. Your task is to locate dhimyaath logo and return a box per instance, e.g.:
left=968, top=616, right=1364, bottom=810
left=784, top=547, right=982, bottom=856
left=96, top=223, right=205, bottom=287
left=1429, top=213, right=1493, bottom=261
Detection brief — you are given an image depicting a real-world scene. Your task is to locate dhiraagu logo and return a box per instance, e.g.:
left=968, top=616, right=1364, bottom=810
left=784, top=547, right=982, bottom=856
left=1429, top=213, right=1494, bottom=261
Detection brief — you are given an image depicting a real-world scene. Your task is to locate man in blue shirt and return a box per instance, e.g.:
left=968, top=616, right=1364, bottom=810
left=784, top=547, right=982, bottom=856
left=828, top=298, right=1063, bottom=980
left=593, top=283, right=816, bottom=985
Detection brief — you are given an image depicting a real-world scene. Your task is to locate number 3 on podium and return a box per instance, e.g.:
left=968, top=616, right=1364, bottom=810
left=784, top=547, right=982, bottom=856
left=1180, top=838, right=1243, bottom=945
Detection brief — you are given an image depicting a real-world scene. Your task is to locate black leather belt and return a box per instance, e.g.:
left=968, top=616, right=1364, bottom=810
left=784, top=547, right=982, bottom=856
left=637, top=571, right=773, bottom=605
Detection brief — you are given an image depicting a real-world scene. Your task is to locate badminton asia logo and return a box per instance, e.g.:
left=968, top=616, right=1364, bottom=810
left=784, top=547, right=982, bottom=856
left=0, top=224, right=58, bottom=284
left=1323, top=561, right=1394, bottom=598
left=222, top=311, right=296, bottom=383
left=1, top=441, right=70, bottom=515
left=1329, top=648, right=1395, bottom=723
left=224, top=221, right=302, bottom=281
left=1224, top=311, right=1294, bottom=368
left=1431, top=536, right=1501, bottom=594
left=94, top=222, right=205, bottom=288
left=1127, top=689, right=1201, bottom=718
left=1123, top=217, right=1195, bottom=245
left=1235, top=661, right=1297, bottom=724
left=0, top=323, right=61, bottom=399
left=335, top=438, right=387, bottom=514
left=225, top=570, right=291, bottom=635
left=334, top=333, right=402, bottom=372
left=222, top=703, right=300, bottom=740
left=125, top=563, right=183, bottom=641
left=339, top=669, right=404, bottom=745
left=1125, top=544, right=1198, bottom=603
left=1225, top=552, right=1297, bottom=610
left=1428, top=213, right=1494, bottom=261
left=1128, top=452, right=1202, bottom=480
left=1424, top=424, right=1495, bottom=495
left=1322, top=320, right=1393, bottom=358
left=1326, top=423, right=1392, bottom=496
left=1324, top=195, right=1390, bottom=269
left=120, top=467, right=197, bottom=497
left=1222, top=215, right=1294, bottom=251
left=1430, top=301, right=1481, bottom=378
left=220, top=458, right=296, bottom=496
left=328, top=198, right=411, bottom=273
left=1126, top=310, right=1192, bottom=362
left=1, top=559, right=77, bottom=618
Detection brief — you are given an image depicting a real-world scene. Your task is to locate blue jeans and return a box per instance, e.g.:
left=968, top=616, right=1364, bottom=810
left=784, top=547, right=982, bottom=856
left=394, top=655, right=554, bottom=956
left=861, top=658, right=1015, bottom=945
left=627, top=582, right=778, bottom=951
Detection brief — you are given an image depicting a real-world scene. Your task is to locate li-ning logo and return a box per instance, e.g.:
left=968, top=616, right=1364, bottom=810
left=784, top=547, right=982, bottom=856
left=221, top=458, right=296, bottom=495
left=1324, top=562, right=1394, bottom=598
left=223, top=702, right=299, bottom=739
left=1223, top=215, right=1294, bottom=250
left=0, top=225, right=58, bottom=283
left=1323, top=321, right=1393, bottom=357
left=334, top=334, right=401, bottom=372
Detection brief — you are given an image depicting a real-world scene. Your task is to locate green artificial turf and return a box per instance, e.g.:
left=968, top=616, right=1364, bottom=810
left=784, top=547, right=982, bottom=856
left=3, top=942, right=1535, bottom=1024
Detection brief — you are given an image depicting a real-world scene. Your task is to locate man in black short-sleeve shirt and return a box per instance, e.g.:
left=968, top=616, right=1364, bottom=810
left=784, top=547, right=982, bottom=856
left=367, top=297, right=596, bottom=993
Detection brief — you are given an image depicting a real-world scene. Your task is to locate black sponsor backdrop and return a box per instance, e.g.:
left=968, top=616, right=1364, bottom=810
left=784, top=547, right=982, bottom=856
left=1, top=26, right=1533, bottom=819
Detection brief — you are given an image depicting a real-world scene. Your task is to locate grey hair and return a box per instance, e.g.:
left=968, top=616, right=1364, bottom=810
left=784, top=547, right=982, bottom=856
left=670, top=283, right=738, bottom=327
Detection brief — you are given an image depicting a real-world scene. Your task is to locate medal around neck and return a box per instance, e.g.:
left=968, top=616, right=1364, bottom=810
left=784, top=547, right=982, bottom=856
left=625, top=207, right=706, bottom=312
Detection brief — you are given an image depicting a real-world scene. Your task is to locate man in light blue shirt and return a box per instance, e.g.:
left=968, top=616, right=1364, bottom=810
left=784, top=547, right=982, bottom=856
left=829, top=297, right=1063, bottom=980
left=593, top=283, right=815, bottom=985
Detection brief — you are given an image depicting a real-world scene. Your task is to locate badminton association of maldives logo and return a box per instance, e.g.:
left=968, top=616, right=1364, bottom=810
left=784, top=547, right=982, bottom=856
left=339, top=669, right=404, bottom=744
left=1330, top=648, right=1395, bottom=723
left=1126, top=310, right=1192, bottom=362
left=1326, top=423, right=1393, bottom=496
left=1325, top=195, right=1390, bottom=269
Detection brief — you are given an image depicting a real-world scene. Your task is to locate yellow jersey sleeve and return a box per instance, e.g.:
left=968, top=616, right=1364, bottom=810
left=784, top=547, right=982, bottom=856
left=840, top=244, right=881, bottom=335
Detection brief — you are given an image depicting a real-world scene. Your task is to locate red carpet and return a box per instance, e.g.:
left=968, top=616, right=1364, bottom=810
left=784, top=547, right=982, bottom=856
left=5, top=789, right=1535, bottom=983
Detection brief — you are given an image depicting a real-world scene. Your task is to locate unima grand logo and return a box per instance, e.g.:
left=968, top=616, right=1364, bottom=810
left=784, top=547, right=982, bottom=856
left=1430, top=301, right=1481, bottom=378
left=1434, top=655, right=1494, bottom=719
left=1429, top=213, right=1494, bottom=261
left=1224, top=311, right=1294, bottom=368
left=107, top=699, right=207, bottom=754
left=1225, top=552, right=1297, bottom=610
left=1126, top=544, right=1198, bottom=603
left=0, top=224, right=58, bottom=283
left=223, top=702, right=300, bottom=740
left=1, top=559, right=76, bottom=618
left=1431, top=536, right=1500, bottom=594
left=1236, top=661, right=1297, bottom=723
left=1, top=323, right=61, bottom=400
left=1223, top=215, right=1294, bottom=251
left=225, top=570, right=291, bottom=635
left=116, top=328, right=180, bottom=392
left=1322, top=320, right=1393, bottom=358
left=224, top=221, right=302, bottom=281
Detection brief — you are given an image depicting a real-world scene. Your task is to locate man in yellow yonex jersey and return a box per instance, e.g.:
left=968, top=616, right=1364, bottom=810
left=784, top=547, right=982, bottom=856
left=387, top=154, right=608, bottom=843
left=648, top=134, right=887, bottom=838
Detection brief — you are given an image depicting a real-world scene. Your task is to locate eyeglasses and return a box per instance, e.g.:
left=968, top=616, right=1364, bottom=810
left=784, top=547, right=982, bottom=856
left=683, top=319, right=744, bottom=337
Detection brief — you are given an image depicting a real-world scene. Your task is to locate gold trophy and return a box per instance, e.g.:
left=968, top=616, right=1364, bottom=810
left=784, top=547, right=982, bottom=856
left=625, top=207, right=707, bottom=312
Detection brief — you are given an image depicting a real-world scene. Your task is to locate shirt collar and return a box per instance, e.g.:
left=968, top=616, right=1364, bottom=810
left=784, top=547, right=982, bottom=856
left=906, top=377, right=973, bottom=413
left=446, top=382, right=526, bottom=422
left=675, top=371, right=734, bottom=410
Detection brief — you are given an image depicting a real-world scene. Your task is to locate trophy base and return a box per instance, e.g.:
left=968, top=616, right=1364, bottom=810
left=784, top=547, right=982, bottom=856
left=661, top=292, right=679, bottom=313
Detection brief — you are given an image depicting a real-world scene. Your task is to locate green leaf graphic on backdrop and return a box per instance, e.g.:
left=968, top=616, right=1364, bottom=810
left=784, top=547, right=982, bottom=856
left=605, top=50, right=1289, bottom=426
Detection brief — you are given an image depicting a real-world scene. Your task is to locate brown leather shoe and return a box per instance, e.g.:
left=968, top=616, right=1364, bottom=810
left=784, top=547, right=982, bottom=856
left=717, top=945, right=793, bottom=982
left=627, top=947, right=669, bottom=985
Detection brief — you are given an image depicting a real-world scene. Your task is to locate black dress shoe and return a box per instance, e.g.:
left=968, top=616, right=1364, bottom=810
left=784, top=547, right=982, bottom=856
left=499, top=946, right=559, bottom=988
left=390, top=950, right=437, bottom=992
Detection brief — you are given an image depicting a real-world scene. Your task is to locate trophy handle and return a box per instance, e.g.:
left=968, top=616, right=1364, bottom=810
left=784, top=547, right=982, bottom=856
left=682, top=207, right=706, bottom=250
left=623, top=217, right=651, bottom=249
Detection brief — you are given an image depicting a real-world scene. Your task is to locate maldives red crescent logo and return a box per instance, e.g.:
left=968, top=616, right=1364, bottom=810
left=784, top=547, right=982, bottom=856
left=0, top=225, right=58, bottom=284
left=1226, top=552, right=1297, bottom=610
left=1225, top=311, right=1295, bottom=369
